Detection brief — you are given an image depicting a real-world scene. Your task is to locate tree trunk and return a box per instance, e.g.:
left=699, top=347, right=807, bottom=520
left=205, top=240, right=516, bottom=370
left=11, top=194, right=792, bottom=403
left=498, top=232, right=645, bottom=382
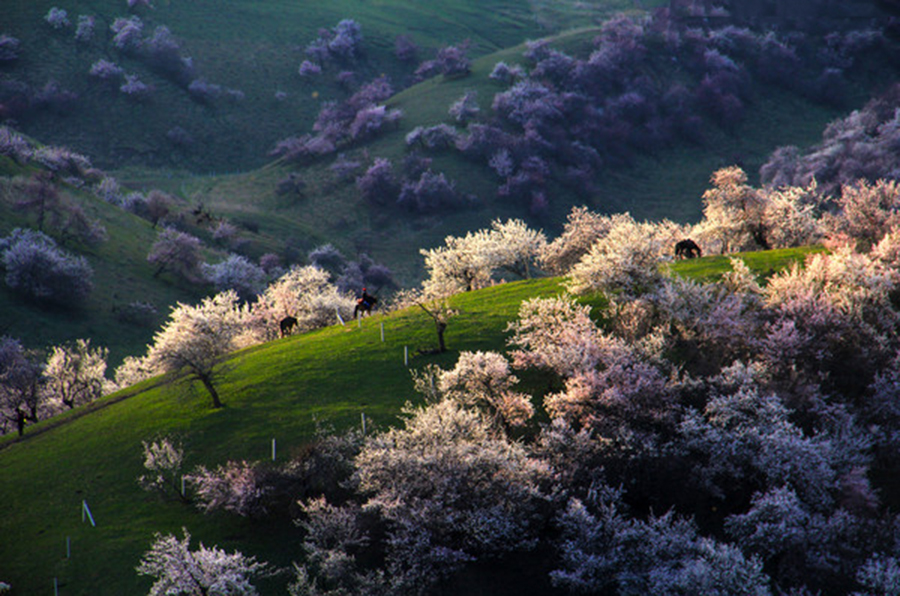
left=436, top=321, right=447, bottom=353
left=15, top=408, right=25, bottom=437
left=198, top=374, right=223, bottom=408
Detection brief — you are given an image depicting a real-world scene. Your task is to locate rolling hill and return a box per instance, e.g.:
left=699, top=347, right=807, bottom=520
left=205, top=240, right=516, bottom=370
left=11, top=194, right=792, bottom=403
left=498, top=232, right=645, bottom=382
left=0, top=0, right=665, bottom=174
left=0, top=247, right=826, bottom=596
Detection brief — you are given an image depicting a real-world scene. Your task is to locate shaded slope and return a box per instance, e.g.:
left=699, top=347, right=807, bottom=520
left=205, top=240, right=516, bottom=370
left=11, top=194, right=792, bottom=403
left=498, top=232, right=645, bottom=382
left=0, top=155, right=217, bottom=366
left=0, top=0, right=665, bottom=172
left=182, top=27, right=855, bottom=285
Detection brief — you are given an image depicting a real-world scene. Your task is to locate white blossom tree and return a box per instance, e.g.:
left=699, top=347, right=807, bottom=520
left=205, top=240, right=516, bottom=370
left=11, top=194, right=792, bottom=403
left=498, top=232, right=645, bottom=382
left=677, top=374, right=854, bottom=508
left=539, top=209, right=631, bottom=275
left=420, top=219, right=546, bottom=299
left=138, top=435, right=185, bottom=499
left=202, top=255, right=267, bottom=301
left=420, top=229, right=499, bottom=298
left=695, top=166, right=769, bottom=254
left=564, top=214, right=670, bottom=298
left=486, top=218, right=547, bottom=279
left=147, top=227, right=203, bottom=282
left=113, top=355, right=156, bottom=390
left=508, top=296, right=675, bottom=444
left=250, top=266, right=354, bottom=342
left=44, top=338, right=108, bottom=410
left=825, top=179, right=900, bottom=251
left=760, top=181, right=824, bottom=249
left=760, top=247, right=899, bottom=396
left=506, top=296, right=604, bottom=378
left=856, top=554, right=900, bottom=596
left=146, top=291, right=247, bottom=408
left=724, top=486, right=880, bottom=591
left=289, top=498, right=385, bottom=596
left=136, top=528, right=271, bottom=596
left=552, top=499, right=771, bottom=595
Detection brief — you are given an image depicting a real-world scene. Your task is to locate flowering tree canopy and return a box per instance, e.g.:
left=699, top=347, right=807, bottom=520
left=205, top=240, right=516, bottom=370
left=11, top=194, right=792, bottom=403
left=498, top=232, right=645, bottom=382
left=146, top=291, right=247, bottom=408
left=136, top=528, right=271, bottom=596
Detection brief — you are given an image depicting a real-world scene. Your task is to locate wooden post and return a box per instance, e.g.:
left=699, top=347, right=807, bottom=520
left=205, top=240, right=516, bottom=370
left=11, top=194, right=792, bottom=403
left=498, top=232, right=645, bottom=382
left=361, top=412, right=367, bottom=435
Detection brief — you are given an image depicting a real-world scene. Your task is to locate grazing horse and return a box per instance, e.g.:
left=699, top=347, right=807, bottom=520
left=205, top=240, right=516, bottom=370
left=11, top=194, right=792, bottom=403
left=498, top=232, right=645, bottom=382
left=280, top=315, right=298, bottom=337
left=675, top=238, right=702, bottom=259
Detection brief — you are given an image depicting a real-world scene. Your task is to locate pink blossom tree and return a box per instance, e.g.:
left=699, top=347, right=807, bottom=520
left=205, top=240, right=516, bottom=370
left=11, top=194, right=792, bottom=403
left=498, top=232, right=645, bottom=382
left=147, top=228, right=203, bottom=282
left=0, top=337, right=44, bottom=436
left=136, top=528, right=271, bottom=596
left=185, top=461, right=269, bottom=518
left=436, top=350, right=534, bottom=428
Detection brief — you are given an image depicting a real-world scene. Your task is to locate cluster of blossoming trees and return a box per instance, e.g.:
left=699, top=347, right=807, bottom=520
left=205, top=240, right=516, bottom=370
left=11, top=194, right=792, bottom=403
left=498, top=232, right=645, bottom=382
left=44, top=4, right=240, bottom=104
left=303, top=9, right=895, bottom=218
left=123, top=172, right=900, bottom=595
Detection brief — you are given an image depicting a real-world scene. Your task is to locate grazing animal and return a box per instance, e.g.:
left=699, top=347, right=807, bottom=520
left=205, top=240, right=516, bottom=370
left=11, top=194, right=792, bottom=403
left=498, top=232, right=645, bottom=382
left=675, top=238, right=702, bottom=259
left=354, top=288, right=377, bottom=318
left=280, top=315, right=298, bottom=337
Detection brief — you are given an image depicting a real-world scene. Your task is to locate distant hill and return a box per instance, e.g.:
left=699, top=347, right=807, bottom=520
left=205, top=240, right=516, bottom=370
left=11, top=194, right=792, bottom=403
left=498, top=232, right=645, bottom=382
left=180, top=20, right=895, bottom=285
left=0, top=0, right=664, bottom=173
left=0, top=152, right=219, bottom=366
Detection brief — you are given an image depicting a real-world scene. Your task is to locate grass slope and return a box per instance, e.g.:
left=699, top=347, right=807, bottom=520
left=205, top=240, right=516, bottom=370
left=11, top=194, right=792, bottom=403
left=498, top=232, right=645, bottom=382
left=0, top=156, right=218, bottom=366
left=0, top=247, right=814, bottom=596
left=1, top=0, right=665, bottom=173
left=177, top=27, right=869, bottom=286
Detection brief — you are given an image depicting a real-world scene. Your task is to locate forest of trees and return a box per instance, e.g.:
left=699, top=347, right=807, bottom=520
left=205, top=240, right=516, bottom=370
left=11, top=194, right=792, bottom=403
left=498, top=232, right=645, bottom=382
left=5, top=4, right=900, bottom=595
left=62, top=171, right=900, bottom=595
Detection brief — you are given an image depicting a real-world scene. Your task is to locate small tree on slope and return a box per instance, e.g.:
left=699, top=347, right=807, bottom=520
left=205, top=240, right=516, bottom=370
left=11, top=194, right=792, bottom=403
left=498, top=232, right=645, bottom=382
left=146, top=291, right=246, bottom=408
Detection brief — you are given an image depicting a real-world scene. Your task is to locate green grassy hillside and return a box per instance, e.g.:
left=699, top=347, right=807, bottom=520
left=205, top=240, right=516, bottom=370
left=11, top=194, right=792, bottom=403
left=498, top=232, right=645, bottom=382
left=177, top=28, right=851, bottom=286
left=0, top=247, right=817, bottom=596
left=0, top=156, right=219, bottom=366
left=1, top=0, right=664, bottom=173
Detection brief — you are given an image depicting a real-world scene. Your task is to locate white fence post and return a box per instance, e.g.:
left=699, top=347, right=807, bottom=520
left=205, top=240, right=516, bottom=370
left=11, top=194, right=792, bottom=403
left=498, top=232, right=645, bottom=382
left=82, top=500, right=96, bottom=527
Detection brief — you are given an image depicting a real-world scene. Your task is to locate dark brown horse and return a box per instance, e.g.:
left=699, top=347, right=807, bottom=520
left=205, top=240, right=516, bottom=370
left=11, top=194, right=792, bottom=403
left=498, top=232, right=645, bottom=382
left=280, top=315, right=298, bottom=337
left=675, top=239, right=702, bottom=259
